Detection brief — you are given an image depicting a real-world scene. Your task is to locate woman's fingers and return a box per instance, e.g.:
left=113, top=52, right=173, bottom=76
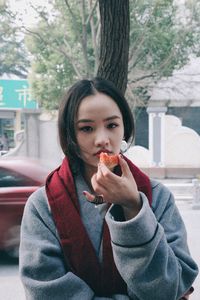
left=98, top=155, right=131, bottom=179
left=83, top=190, right=95, bottom=201
left=86, top=156, right=139, bottom=206
left=91, top=171, right=107, bottom=193
left=83, top=191, right=104, bottom=205
left=96, top=163, right=104, bottom=180
left=118, top=155, right=132, bottom=178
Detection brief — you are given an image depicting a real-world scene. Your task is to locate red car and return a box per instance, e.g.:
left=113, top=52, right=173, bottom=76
left=0, top=157, right=51, bottom=258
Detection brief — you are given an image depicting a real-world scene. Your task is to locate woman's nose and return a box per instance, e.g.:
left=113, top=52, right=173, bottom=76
left=94, top=130, right=109, bottom=147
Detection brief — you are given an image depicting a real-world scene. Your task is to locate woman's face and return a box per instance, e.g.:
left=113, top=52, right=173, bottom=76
left=75, top=92, right=124, bottom=176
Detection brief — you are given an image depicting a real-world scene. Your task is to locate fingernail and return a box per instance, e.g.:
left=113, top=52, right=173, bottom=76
left=83, top=191, right=87, bottom=196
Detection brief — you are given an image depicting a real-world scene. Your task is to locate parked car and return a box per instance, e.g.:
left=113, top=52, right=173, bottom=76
left=0, top=157, right=52, bottom=258
left=0, top=150, right=8, bottom=156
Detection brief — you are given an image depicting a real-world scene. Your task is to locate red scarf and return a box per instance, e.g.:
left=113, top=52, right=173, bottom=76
left=45, top=155, right=152, bottom=296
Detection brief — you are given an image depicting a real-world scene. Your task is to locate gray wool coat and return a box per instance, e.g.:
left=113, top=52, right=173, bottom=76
left=19, top=177, right=198, bottom=300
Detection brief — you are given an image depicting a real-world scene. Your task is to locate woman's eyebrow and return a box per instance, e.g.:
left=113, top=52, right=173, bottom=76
left=76, top=119, right=94, bottom=124
left=76, top=115, right=121, bottom=124
left=104, top=115, right=121, bottom=121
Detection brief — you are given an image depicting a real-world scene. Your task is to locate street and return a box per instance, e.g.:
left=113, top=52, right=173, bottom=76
left=0, top=253, right=25, bottom=300
left=0, top=202, right=199, bottom=300
left=177, top=203, right=200, bottom=300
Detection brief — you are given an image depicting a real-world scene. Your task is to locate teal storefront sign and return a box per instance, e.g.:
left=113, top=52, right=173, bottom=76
left=0, top=79, right=38, bottom=109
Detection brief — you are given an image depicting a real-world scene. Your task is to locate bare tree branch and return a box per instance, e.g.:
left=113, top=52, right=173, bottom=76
left=81, top=0, right=89, bottom=77
left=23, top=26, right=82, bottom=79
left=86, top=0, right=98, bottom=25
left=129, top=34, right=146, bottom=66
left=89, top=0, right=99, bottom=74
left=129, top=72, right=157, bottom=84
left=63, top=0, right=77, bottom=23
left=126, top=83, right=147, bottom=108
left=62, top=38, right=82, bottom=78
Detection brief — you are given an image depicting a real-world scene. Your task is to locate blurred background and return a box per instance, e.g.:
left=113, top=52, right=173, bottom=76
left=0, top=0, right=200, bottom=299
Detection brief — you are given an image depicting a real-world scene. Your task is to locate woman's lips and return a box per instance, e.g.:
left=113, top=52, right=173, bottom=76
left=94, top=150, right=112, bottom=157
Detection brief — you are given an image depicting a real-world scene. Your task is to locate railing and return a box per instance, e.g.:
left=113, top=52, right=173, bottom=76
left=192, top=179, right=200, bottom=209
left=163, top=179, right=200, bottom=210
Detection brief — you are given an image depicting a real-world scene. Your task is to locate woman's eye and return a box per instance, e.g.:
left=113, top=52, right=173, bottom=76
left=79, top=126, right=93, bottom=132
left=107, top=123, right=118, bottom=129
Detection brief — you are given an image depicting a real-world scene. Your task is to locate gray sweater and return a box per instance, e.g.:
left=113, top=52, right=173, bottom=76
left=19, top=179, right=198, bottom=300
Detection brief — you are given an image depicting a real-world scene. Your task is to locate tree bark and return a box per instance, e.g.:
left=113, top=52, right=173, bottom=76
left=97, top=0, right=130, bottom=95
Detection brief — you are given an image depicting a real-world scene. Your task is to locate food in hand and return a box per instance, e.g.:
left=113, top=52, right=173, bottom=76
left=99, top=152, right=119, bottom=170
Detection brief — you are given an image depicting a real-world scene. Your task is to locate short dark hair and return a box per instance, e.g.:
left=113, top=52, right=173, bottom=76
left=58, top=77, right=135, bottom=163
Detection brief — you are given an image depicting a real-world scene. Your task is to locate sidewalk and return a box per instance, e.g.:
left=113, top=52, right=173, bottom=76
left=177, top=202, right=200, bottom=300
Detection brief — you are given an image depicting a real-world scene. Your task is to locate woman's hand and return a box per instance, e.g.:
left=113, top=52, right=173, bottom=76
left=83, top=155, right=142, bottom=220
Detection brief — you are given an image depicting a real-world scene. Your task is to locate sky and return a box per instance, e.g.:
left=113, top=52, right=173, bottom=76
left=8, top=0, right=48, bottom=26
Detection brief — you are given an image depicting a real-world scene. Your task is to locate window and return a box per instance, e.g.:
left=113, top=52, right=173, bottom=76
left=0, top=168, right=34, bottom=187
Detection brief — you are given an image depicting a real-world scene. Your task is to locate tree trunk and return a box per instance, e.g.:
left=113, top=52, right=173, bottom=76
left=97, top=0, right=130, bottom=95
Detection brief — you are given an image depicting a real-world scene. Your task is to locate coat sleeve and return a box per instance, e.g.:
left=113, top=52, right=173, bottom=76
left=105, top=181, right=199, bottom=300
left=19, top=188, right=129, bottom=300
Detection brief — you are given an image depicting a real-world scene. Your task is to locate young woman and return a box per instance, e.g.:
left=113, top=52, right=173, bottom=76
left=19, top=78, right=198, bottom=300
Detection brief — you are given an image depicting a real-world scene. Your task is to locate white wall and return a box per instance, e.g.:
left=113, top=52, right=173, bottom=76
left=126, top=115, right=200, bottom=168
left=39, top=119, right=63, bottom=169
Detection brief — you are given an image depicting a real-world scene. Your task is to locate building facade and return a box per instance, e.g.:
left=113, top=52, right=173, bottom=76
left=0, top=79, right=38, bottom=150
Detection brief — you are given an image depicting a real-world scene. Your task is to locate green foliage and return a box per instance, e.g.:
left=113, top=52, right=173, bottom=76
left=128, top=0, right=200, bottom=107
left=2, top=0, right=199, bottom=109
left=0, top=2, right=30, bottom=77
left=25, top=0, right=98, bottom=108
left=130, top=0, right=192, bottom=74
left=28, top=44, right=74, bottom=109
